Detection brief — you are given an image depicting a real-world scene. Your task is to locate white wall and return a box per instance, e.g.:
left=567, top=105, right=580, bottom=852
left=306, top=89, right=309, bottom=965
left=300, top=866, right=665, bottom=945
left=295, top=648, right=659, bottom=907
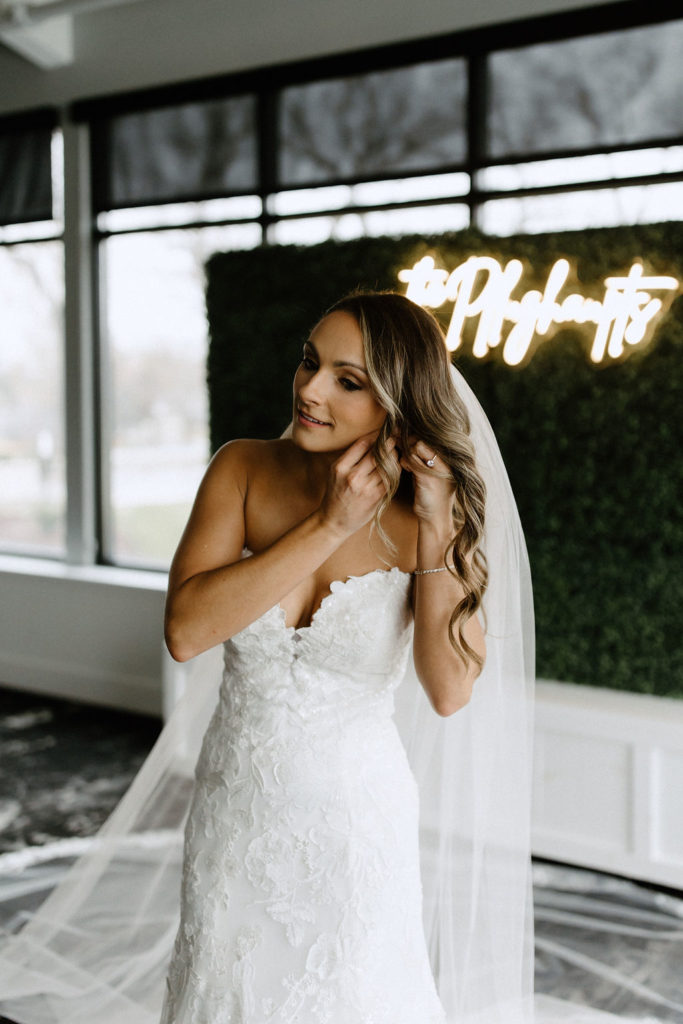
left=0, top=556, right=166, bottom=715
left=0, top=0, right=615, bottom=114
left=533, top=683, right=683, bottom=889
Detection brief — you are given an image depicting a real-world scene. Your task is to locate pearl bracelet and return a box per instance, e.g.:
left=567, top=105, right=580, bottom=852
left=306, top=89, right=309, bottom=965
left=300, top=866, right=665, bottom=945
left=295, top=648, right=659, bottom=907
left=412, top=566, right=450, bottom=575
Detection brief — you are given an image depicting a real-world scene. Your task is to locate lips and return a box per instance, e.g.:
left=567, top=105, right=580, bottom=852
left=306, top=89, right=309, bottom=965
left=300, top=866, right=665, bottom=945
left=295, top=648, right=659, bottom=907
left=298, top=407, right=330, bottom=427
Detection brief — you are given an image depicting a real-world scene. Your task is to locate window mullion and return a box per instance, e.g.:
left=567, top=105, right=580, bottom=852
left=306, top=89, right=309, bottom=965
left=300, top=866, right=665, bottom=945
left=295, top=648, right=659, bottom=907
left=467, top=52, right=488, bottom=230
left=257, top=89, right=278, bottom=244
left=62, top=116, right=99, bottom=565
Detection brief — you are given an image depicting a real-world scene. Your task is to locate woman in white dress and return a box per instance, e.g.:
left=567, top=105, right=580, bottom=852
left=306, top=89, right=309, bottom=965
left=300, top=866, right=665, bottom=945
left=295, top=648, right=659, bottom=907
left=159, top=291, right=489, bottom=1022
left=2, top=291, right=680, bottom=1024
left=0, top=289, right=538, bottom=1024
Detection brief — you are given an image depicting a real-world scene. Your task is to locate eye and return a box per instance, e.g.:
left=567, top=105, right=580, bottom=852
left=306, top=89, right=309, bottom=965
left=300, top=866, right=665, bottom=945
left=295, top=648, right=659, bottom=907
left=339, top=377, right=362, bottom=392
left=301, top=355, right=317, bottom=371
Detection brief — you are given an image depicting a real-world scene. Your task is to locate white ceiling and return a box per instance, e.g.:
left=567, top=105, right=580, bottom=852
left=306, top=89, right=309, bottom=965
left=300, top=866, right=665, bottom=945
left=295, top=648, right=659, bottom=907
left=0, top=0, right=623, bottom=115
left=0, top=0, right=154, bottom=68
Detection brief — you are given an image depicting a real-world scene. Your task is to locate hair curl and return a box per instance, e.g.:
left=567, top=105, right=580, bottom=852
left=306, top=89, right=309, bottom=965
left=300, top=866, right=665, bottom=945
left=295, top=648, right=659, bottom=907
left=325, top=291, right=488, bottom=673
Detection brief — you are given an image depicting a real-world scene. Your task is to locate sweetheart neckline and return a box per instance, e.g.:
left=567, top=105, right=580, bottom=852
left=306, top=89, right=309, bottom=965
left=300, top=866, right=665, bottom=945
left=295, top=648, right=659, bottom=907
left=274, top=565, right=412, bottom=634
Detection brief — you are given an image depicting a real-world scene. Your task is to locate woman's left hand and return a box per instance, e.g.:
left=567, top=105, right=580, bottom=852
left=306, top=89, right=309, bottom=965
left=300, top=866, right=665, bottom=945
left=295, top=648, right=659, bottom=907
left=399, top=437, right=455, bottom=524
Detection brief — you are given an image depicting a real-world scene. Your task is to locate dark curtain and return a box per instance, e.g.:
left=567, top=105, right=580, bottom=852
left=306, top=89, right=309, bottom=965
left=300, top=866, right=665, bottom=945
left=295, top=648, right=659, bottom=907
left=0, top=116, right=54, bottom=226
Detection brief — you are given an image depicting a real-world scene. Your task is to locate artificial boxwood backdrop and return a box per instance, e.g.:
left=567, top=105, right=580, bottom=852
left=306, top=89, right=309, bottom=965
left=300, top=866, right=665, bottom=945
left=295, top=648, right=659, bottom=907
left=206, top=224, right=683, bottom=698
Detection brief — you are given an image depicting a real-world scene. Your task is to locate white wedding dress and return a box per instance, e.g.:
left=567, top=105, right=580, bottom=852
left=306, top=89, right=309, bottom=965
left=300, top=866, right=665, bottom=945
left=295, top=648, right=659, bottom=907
left=159, top=566, right=447, bottom=1023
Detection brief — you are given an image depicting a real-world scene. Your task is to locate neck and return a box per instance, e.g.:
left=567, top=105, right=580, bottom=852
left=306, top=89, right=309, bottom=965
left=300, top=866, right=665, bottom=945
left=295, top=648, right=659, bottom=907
left=286, top=442, right=341, bottom=499
left=302, top=448, right=339, bottom=494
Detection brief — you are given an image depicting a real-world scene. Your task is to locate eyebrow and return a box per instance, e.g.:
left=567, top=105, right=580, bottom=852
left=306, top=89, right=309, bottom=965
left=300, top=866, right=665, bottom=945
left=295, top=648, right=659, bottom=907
left=304, top=340, right=368, bottom=375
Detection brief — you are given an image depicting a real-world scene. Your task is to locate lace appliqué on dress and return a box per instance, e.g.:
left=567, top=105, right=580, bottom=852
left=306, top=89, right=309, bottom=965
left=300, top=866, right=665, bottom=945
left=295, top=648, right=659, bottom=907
left=160, top=569, right=447, bottom=1024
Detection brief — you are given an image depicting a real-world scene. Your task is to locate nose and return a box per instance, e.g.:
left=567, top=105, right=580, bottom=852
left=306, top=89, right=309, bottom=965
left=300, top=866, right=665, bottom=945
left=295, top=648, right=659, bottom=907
left=298, top=368, right=328, bottom=407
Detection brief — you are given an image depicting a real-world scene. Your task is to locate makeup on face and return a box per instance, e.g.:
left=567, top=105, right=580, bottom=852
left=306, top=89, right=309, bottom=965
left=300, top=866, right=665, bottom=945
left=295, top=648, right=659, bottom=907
left=291, top=312, right=385, bottom=451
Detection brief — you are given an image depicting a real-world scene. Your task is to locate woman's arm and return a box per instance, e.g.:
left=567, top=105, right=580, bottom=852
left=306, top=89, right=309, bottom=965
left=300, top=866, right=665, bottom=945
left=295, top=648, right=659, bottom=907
left=411, top=516, right=485, bottom=716
left=165, top=434, right=395, bottom=662
left=400, top=439, right=485, bottom=717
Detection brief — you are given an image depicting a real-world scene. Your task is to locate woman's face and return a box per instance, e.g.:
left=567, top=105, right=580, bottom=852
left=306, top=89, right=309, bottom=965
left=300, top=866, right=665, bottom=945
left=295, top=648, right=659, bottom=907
left=291, top=311, right=386, bottom=453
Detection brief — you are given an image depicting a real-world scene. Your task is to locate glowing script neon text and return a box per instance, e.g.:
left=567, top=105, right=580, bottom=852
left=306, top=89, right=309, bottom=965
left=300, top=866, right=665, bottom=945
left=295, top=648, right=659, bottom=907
left=398, top=255, right=679, bottom=365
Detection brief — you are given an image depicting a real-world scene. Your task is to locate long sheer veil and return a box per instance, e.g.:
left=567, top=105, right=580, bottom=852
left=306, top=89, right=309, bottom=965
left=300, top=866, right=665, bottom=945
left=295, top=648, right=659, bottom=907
left=0, top=364, right=677, bottom=1024
left=393, top=362, right=536, bottom=1024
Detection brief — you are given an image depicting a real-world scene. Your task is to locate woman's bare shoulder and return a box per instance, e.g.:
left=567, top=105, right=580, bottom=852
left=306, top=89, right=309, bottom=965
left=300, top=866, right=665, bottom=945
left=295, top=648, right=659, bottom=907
left=208, top=437, right=294, bottom=478
left=168, top=439, right=296, bottom=587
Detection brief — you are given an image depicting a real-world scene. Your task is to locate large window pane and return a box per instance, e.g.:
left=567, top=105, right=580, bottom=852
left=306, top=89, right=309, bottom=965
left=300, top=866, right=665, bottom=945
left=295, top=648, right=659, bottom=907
left=102, top=223, right=260, bottom=568
left=480, top=181, right=683, bottom=235
left=267, top=203, right=469, bottom=246
left=489, top=20, right=683, bottom=157
left=105, top=96, right=258, bottom=209
left=279, top=59, right=467, bottom=185
left=0, top=242, right=65, bottom=554
left=267, top=172, right=470, bottom=216
left=478, top=147, right=683, bottom=192
left=98, top=195, right=261, bottom=233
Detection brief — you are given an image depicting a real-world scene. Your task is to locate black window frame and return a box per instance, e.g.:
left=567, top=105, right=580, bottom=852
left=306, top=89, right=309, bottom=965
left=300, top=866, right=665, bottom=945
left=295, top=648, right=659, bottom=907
left=69, top=0, right=683, bottom=568
left=74, top=0, right=683, bottom=238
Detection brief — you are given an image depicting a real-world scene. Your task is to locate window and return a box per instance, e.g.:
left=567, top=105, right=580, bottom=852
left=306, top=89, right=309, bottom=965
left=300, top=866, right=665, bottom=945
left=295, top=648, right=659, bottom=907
left=99, top=211, right=260, bottom=568
left=279, top=59, right=467, bottom=185
left=93, top=61, right=473, bottom=565
left=104, top=96, right=258, bottom=208
left=6, top=10, right=676, bottom=569
left=480, top=180, right=683, bottom=235
left=91, top=96, right=262, bottom=566
left=0, top=116, right=65, bottom=556
left=488, top=20, right=683, bottom=157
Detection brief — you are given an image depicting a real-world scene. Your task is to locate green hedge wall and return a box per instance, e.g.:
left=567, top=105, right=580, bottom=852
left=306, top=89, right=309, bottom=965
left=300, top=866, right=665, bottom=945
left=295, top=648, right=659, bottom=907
left=206, top=224, right=683, bottom=698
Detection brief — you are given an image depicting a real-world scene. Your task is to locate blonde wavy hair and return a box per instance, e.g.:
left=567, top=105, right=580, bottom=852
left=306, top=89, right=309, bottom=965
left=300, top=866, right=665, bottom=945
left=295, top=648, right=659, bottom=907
left=326, top=291, right=488, bottom=673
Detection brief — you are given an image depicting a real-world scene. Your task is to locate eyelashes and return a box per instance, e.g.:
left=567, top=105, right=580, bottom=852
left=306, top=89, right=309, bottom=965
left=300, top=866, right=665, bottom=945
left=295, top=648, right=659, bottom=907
left=299, top=356, right=362, bottom=392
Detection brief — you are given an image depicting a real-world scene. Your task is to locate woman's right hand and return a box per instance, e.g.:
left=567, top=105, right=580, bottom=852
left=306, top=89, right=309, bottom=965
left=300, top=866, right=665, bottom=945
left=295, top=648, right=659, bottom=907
left=319, top=433, right=398, bottom=539
left=165, top=434, right=398, bottom=662
left=165, top=436, right=395, bottom=660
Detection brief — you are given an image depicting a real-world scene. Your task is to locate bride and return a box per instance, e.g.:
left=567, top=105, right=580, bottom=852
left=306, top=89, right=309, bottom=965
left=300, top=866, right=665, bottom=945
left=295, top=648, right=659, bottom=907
left=159, top=291, right=488, bottom=1021
left=0, top=290, right=538, bottom=1024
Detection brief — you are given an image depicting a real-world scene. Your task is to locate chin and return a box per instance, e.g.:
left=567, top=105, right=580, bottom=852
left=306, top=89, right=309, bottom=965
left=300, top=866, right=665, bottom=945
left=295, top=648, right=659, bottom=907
left=291, top=425, right=350, bottom=455
left=292, top=431, right=336, bottom=452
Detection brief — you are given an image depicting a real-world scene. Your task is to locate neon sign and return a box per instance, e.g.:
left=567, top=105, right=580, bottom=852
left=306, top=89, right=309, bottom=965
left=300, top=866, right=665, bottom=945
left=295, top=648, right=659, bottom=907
left=398, top=255, right=679, bottom=366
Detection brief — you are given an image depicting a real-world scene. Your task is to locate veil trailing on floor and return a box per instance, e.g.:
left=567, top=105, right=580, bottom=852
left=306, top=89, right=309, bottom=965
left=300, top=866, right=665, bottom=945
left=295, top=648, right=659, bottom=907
left=0, top=365, right=680, bottom=1024
left=394, top=363, right=536, bottom=1024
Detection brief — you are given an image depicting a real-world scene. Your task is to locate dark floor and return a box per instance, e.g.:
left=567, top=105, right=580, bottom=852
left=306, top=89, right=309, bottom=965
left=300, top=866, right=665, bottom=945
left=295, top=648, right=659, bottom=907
left=0, top=687, right=161, bottom=1024
left=1, top=685, right=682, bottom=1023
left=0, top=686, right=160, bottom=855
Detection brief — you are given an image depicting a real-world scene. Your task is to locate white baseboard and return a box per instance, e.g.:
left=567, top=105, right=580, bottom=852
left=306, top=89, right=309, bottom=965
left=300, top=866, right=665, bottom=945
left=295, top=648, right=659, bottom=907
left=0, top=650, right=161, bottom=716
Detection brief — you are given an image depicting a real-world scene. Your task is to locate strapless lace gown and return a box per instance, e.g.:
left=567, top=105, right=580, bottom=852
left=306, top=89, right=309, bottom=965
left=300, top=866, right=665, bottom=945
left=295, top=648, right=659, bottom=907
left=160, top=568, right=447, bottom=1024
